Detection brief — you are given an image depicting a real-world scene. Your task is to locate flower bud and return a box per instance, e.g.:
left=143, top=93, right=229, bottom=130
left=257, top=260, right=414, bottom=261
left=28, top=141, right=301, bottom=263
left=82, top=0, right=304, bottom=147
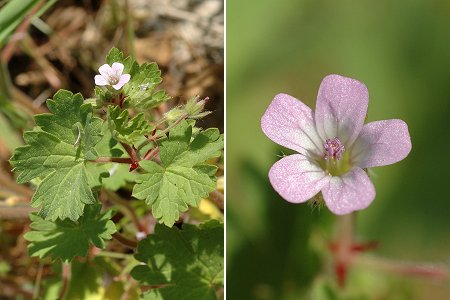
left=165, top=106, right=185, bottom=122
left=185, top=96, right=211, bottom=119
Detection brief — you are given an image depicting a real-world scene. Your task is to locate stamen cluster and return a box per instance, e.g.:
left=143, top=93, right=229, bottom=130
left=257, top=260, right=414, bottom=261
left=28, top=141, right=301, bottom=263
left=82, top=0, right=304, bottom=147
left=323, top=137, right=345, bottom=160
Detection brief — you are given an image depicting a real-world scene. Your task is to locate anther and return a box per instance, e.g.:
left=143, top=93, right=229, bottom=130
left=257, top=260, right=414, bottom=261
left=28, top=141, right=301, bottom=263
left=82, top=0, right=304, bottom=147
left=108, top=75, right=119, bottom=85
left=323, top=137, right=345, bottom=160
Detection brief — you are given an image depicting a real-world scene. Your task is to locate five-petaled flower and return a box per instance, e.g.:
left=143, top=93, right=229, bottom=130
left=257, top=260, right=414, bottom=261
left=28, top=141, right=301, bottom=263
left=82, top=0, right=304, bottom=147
left=261, top=74, right=412, bottom=215
left=94, top=62, right=131, bottom=90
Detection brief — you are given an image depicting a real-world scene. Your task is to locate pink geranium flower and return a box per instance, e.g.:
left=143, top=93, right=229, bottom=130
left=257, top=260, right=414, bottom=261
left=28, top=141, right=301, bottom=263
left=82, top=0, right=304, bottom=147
left=94, top=62, right=131, bottom=90
left=261, top=74, right=412, bottom=214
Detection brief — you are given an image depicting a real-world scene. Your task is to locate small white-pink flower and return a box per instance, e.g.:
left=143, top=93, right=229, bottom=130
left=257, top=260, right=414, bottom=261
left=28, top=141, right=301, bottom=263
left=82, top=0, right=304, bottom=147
left=94, top=62, right=130, bottom=90
left=261, top=74, right=412, bottom=215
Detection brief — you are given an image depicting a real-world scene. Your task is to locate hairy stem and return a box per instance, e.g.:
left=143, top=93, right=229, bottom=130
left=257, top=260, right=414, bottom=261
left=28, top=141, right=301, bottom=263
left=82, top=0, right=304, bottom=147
left=330, top=213, right=448, bottom=287
left=154, top=113, right=188, bottom=138
left=143, top=147, right=159, bottom=161
left=137, top=113, right=188, bottom=152
left=354, top=255, right=449, bottom=281
left=121, top=142, right=139, bottom=163
left=333, top=213, right=356, bottom=288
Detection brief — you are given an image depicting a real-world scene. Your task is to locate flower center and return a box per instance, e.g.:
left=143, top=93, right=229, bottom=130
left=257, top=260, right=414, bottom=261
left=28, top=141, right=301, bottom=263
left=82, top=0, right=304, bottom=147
left=108, top=74, right=120, bottom=85
left=323, top=137, right=345, bottom=160
left=319, top=137, right=351, bottom=176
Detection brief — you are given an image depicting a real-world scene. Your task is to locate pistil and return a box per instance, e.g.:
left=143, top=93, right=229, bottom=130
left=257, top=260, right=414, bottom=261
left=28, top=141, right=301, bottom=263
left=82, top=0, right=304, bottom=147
left=321, top=137, right=350, bottom=176
left=108, top=74, right=119, bottom=85
left=324, top=137, right=345, bottom=161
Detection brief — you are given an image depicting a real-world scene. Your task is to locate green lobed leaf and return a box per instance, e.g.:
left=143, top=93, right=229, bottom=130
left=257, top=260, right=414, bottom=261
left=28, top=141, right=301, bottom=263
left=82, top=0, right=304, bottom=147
left=24, top=204, right=116, bottom=262
left=106, top=47, right=124, bottom=65
left=123, top=62, right=170, bottom=109
left=32, top=163, right=97, bottom=221
left=131, top=221, right=224, bottom=300
left=132, top=121, right=223, bottom=227
left=107, top=105, right=154, bottom=145
left=10, top=90, right=103, bottom=221
left=34, top=90, right=101, bottom=145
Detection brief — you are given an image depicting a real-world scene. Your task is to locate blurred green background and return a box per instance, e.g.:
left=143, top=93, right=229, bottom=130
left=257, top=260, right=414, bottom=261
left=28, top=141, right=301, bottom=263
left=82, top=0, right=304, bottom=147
left=227, top=0, right=450, bottom=299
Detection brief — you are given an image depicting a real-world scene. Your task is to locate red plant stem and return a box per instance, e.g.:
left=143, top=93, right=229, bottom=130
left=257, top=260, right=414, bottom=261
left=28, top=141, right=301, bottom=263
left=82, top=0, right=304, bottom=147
left=143, top=147, right=159, bottom=161
left=351, top=241, right=379, bottom=252
left=152, top=113, right=188, bottom=139
left=330, top=214, right=449, bottom=286
left=59, top=263, right=71, bottom=299
left=120, top=142, right=139, bottom=163
left=354, top=255, right=449, bottom=281
left=137, top=113, right=189, bottom=152
left=91, top=157, right=133, bottom=164
left=112, top=232, right=138, bottom=249
left=332, top=213, right=355, bottom=288
left=118, top=93, right=125, bottom=108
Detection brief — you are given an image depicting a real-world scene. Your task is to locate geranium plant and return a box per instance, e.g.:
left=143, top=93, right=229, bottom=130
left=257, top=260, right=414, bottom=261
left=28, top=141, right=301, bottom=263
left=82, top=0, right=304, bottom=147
left=9, top=48, right=224, bottom=299
left=261, top=74, right=412, bottom=214
left=261, top=74, right=448, bottom=292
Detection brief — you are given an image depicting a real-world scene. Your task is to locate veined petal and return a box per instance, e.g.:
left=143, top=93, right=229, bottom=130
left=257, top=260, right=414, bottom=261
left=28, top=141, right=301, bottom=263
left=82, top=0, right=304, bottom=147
left=94, top=75, right=108, bottom=86
left=315, top=74, right=369, bottom=147
left=261, top=93, right=323, bottom=156
left=322, top=167, right=375, bottom=215
left=111, top=62, right=124, bottom=75
left=269, top=154, right=329, bottom=203
left=98, top=64, right=112, bottom=78
left=351, top=119, right=411, bottom=168
left=112, top=74, right=131, bottom=90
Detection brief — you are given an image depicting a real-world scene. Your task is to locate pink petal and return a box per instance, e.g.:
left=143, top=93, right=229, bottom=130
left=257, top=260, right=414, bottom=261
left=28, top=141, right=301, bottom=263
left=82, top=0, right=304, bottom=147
left=112, top=74, right=131, bottom=90
left=94, top=75, right=108, bottom=86
left=111, top=62, right=124, bottom=75
left=98, top=64, right=112, bottom=78
left=269, top=154, right=330, bottom=203
left=322, top=167, right=375, bottom=215
left=261, top=93, right=324, bottom=156
left=315, top=74, right=369, bottom=147
left=351, top=119, right=412, bottom=168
